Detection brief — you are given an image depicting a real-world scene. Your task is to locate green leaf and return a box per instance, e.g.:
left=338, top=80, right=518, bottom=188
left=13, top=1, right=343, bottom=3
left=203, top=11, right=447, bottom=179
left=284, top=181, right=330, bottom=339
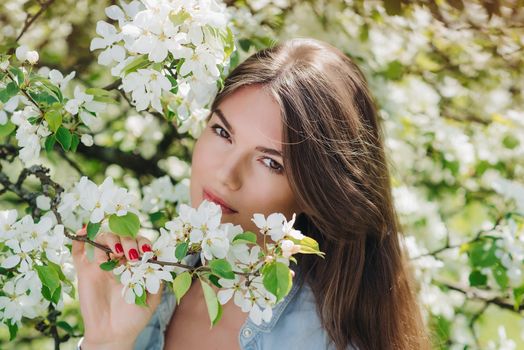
left=108, top=212, right=140, bottom=238
left=262, top=261, right=292, bottom=303
left=46, top=260, right=76, bottom=298
left=468, top=270, right=487, bottom=287
left=0, top=89, right=9, bottom=103
left=173, top=271, right=192, bottom=304
left=93, top=95, right=118, bottom=104
left=208, top=274, right=222, bottom=288
left=46, top=260, right=67, bottom=281
left=299, top=236, right=319, bottom=251
left=384, top=60, right=404, bottom=80
left=31, top=76, right=63, bottom=102
left=222, top=27, right=235, bottom=59
left=135, top=290, right=147, bottom=307
left=5, top=82, right=19, bottom=98
left=44, top=135, right=56, bottom=152
left=87, top=222, right=101, bottom=240
left=0, top=121, right=16, bottom=137
left=35, top=265, right=61, bottom=296
left=238, top=39, right=252, bottom=51
left=122, top=55, right=150, bottom=75
left=55, top=126, right=72, bottom=151
left=149, top=211, right=168, bottom=228
left=200, top=279, right=221, bottom=328
left=31, top=91, right=58, bottom=105
left=7, top=321, right=18, bottom=341
left=9, top=66, right=24, bottom=85
left=493, top=265, right=509, bottom=289
left=86, top=87, right=113, bottom=97
left=44, top=109, right=62, bottom=132
left=209, top=259, right=235, bottom=279
left=51, top=284, right=62, bottom=304
left=99, top=259, right=119, bottom=271
left=70, top=134, right=79, bottom=152
left=229, top=50, right=239, bottom=69
left=232, top=231, right=257, bottom=245
left=175, top=242, right=189, bottom=261
left=57, top=321, right=75, bottom=335
left=502, top=135, right=520, bottom=149
left=513, top=284, right=524, bottom=310
left=468, top=239, right=497, bottom=267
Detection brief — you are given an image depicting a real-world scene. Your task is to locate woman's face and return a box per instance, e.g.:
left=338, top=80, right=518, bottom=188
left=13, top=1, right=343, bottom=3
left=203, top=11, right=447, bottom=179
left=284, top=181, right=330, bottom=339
left=190, top=85, right=301, bottom=238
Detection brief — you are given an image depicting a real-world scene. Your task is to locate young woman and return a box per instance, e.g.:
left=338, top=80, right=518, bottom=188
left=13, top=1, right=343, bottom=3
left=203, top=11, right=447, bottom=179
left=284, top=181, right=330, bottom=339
left=73, top=38, right=430, bottom=350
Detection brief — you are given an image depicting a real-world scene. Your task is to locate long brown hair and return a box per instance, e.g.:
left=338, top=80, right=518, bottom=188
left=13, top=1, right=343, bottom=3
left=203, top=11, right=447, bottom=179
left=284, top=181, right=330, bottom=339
left=210, top=38, right=430, bottom=350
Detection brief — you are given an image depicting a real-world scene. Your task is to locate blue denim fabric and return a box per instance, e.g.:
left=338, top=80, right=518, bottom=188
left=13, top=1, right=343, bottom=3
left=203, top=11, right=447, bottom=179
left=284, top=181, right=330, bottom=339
left=79, top=255, right=351, bottom=350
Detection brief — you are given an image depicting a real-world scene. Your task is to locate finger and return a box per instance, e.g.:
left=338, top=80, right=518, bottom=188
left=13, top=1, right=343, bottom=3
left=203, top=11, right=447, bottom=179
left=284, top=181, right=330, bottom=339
left=121, top=236, right=139, bottom=261
left=137, top=236, right=153, bottom=255
left=71, top=225, right=87, bottom=267
left=99, top=232, right=124, bottom=259
left=93, top=232, right=119, bottom=263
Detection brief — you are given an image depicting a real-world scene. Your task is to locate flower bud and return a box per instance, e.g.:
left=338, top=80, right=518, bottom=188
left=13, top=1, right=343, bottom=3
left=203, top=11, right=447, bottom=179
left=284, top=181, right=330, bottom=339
left=264, top=255, right=274, bottom=263
left=81, top=134, right=94, bottom=146
left=26, top=51, right=39, bottom=65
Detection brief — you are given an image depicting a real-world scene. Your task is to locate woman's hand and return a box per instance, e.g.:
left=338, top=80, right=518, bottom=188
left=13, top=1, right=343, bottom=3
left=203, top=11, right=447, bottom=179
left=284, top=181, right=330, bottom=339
left=72, top=227, right=163, bottom=349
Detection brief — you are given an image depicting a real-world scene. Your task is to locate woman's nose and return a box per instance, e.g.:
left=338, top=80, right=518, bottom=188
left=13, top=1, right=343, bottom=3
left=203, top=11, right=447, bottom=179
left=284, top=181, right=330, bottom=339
left=215, top=151, right=242, bottom=191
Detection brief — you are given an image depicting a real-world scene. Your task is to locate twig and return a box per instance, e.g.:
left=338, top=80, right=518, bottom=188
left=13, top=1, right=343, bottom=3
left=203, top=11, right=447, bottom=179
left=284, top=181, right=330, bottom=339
left=57, top=148, right=83, bottom=174
left=15, top=0, right=56, bottom=43
left=6, top=71, right=44, bottom=114
left=437, top=279, right=523, bottom=312
left=103, top=79, right=122, bottom=91
left=411, top=214, right=506, bottom=260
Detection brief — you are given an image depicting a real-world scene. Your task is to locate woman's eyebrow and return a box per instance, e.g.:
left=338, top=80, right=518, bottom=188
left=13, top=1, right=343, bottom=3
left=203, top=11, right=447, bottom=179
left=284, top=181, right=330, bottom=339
left=214, top=109, right=234, bottom=135
left=255, top=146, right=283, bottom=158
left=214, top=108, right=283, bottom=158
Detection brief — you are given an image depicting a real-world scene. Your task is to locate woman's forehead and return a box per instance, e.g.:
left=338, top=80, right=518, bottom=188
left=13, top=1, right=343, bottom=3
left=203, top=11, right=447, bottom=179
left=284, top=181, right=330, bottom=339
left=214, top=86, right=283, bottom=150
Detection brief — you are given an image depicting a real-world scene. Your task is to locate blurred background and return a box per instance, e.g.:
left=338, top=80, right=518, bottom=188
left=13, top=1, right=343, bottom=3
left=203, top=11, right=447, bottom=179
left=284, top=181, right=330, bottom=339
left=0, top=0, right=523, bottom=349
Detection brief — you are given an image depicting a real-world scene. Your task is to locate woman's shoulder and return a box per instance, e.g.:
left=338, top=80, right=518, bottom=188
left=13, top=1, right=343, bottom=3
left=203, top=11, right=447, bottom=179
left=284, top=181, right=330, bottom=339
left=257, top=281, right=337, bottom=349
left=259, top=280, right=358, bottom=350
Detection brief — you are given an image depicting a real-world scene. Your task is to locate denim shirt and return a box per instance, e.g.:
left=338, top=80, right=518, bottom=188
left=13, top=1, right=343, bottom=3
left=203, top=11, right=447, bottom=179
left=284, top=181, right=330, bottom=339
left=78, top=255, right=350, bottom=350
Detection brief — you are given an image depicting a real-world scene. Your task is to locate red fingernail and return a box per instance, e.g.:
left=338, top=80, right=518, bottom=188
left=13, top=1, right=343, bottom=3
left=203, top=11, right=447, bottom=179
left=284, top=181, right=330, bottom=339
left=115, top=243, right=123, bottom=254
left=142, top=244, right=151, bottom=252
left=129, top=248, right=139, bottom=260
left=82, top=224, right=87, bottom=230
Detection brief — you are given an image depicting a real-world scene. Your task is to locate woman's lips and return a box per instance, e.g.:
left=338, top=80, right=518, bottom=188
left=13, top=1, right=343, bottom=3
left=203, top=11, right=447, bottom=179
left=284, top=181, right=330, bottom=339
left=203, top=189, right=238, bottom=214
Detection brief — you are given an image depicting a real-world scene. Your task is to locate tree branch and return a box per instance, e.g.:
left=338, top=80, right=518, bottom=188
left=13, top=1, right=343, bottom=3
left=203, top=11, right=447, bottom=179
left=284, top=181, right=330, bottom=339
left=437, top=280, right=523, bottom=312
left=75, top=143, right=172, bottom=180
left=15, top=0, right=56, bottom=43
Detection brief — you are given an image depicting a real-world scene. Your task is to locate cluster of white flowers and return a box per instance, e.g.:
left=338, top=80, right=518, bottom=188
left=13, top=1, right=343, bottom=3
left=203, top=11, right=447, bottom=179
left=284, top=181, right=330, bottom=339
left=11, top=106, right=51, bottom=165
left=113, top=251, right=174, bottom=303
left=141, top=175, right=189, bottom=213
left=486, top=326, right=517, bottom=350
left=492, top=219, right=524, bottom=287
left=58, top=176, right=139, bottom=230
left=0, top=45, right=107, bottom=167
left=15, top=45, right=39, bottom=65
left=64, top=86, right=105, bottom=130
left=122, top=113, right=164, bottom=158
left=111, top=199, right=311, bottom=325
left=91, top=0, right=234, bottom=137
left=0, top=210, right=73, bottom=326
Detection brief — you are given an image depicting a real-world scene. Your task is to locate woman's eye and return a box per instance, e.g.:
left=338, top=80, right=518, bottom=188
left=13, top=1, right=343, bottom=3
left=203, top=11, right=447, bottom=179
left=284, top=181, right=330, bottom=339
left=261, top=158, right=284, bottom=174
left=211, top=124, right=230, bottom=141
